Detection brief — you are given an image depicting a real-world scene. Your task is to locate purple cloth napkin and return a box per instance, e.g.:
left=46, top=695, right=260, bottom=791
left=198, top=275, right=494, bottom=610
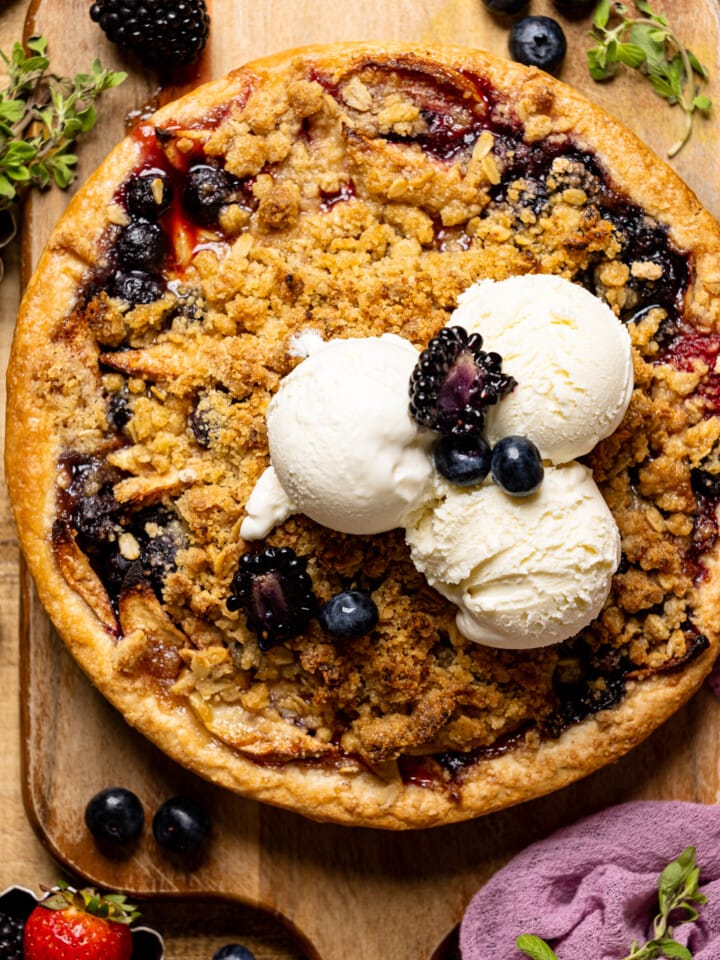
left=460, top=801, right=720, bottom=960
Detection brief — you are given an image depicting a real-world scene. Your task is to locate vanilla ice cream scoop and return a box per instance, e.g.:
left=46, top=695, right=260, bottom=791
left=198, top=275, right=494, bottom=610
left=241, top=334, right=433, bottom=539
left=452, top=275, right=634, bottom=464
left=405, top=462, right=620, bottom=649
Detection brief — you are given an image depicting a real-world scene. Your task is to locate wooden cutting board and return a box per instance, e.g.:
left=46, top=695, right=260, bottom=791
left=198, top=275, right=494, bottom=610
left=18, top=2, right=720, bottom=959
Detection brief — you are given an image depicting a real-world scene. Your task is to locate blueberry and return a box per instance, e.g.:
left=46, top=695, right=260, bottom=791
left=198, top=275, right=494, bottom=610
left=152, top=796, right=211, bottom=854
left=183, top=164, right=242, bottom=225
left=125, top=170, right=173, bottom=220
left=491, top=435, right=544, bottom=496
left=109, top=270, right=165, bottom=305
left=481, top=0, right=528, bottom=13
left=212, top=947, right=256, bottom=960
left=115, top=220, right=166, bottom=273
left=319, top=590, right=379, bottom=639
left=84, top=787, right=145, bottom=846
left=433, top=435, right=491, bottom=486
left=509, top=16, right=567, bottom=72
left=107, top=390, right=132, bottom=430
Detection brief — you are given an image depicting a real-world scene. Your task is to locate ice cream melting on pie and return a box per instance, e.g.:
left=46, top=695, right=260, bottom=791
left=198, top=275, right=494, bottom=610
left=242, top=274, right=634, bottom=649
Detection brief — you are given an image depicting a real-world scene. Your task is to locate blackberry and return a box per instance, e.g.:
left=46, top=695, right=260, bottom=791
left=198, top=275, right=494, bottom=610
left=125, top=170, right=173, bottom=221
left=409, top=326, right=515, bottom=436
left=227, top=547, right=317, bottom=650
left=90, top=0, right=210, bottom=68
left=0, top=911, right=24, bottom=960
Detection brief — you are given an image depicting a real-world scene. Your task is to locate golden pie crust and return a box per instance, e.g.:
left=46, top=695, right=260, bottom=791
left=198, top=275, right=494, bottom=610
left=7, top=42, right=720, bottom=828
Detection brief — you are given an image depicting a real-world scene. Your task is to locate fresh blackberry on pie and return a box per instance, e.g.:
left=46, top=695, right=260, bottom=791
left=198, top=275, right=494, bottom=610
left=227, top=548, right=317, bottom=651
left=409, top=326, right=515, bottom=436
left=7, top=43, right=720, bottom=829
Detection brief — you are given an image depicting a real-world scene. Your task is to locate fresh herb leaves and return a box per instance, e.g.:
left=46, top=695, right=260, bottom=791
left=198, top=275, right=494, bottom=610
left=0, top=36, right=125, bottom=276
left=516, top=846, right=708, bottom=960
left=516, top=934, right=561, bottom=960
left=587, top=0, right=712, bottom=157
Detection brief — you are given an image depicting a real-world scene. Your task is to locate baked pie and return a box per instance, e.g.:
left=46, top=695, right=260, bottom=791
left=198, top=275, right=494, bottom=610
left=7, top=42, right=720, bottom=828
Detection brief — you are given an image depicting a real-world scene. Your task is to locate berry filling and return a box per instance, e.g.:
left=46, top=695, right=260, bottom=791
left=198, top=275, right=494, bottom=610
left=54, top=454, right=184, bottom=608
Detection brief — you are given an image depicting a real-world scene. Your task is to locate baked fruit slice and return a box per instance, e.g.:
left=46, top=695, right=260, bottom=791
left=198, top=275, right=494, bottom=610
left=7, top=42, right=720, bottom=829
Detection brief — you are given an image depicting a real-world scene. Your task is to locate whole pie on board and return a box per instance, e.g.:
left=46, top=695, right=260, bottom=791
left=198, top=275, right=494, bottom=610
left=7, top=42, right=720, bottom=828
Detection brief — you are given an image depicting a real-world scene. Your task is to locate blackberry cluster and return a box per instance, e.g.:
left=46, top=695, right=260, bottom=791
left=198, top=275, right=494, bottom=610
left=409, top=326, right=516, bottom=436
left=90, top=0, right=210, bottom=68
left=0, top=911, right=24, bottom=960
left=227, top=547, right=317, bottom=651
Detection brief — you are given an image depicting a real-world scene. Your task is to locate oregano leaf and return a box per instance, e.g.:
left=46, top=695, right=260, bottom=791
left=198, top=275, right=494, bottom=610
left=0, top=31, right=125, bottom=257
left=655, top=940, right=692, bottom=960
left=617, top=43, right=647, bottom=68
left=587, top=0, right=712, bottom=156
left=594, top=0, right=612, bottom=29
left=515, top=934, right=560, bottom=960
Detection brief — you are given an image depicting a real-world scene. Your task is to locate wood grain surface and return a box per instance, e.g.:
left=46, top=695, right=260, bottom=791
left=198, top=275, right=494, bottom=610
left=6, top=1, right=720, bottom=958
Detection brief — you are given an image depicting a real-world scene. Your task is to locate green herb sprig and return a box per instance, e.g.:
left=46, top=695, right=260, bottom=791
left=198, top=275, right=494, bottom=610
left=587, top=0, right=712, bottom=158
left=0, top=36, right=125, bottom=276
left=516, top=845, right=708, bottom=960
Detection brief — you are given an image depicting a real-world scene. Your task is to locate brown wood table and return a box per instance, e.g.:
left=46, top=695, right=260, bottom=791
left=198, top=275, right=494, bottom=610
left=3, top=2, right=720, bottom=958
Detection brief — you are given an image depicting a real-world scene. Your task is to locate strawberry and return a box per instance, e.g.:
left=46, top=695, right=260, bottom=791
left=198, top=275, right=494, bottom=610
left=23, top=883, right=138, bottom=960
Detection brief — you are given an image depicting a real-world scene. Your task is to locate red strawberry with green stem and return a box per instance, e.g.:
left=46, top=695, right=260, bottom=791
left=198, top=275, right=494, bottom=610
left=23, top=883, right=138, bottom=960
